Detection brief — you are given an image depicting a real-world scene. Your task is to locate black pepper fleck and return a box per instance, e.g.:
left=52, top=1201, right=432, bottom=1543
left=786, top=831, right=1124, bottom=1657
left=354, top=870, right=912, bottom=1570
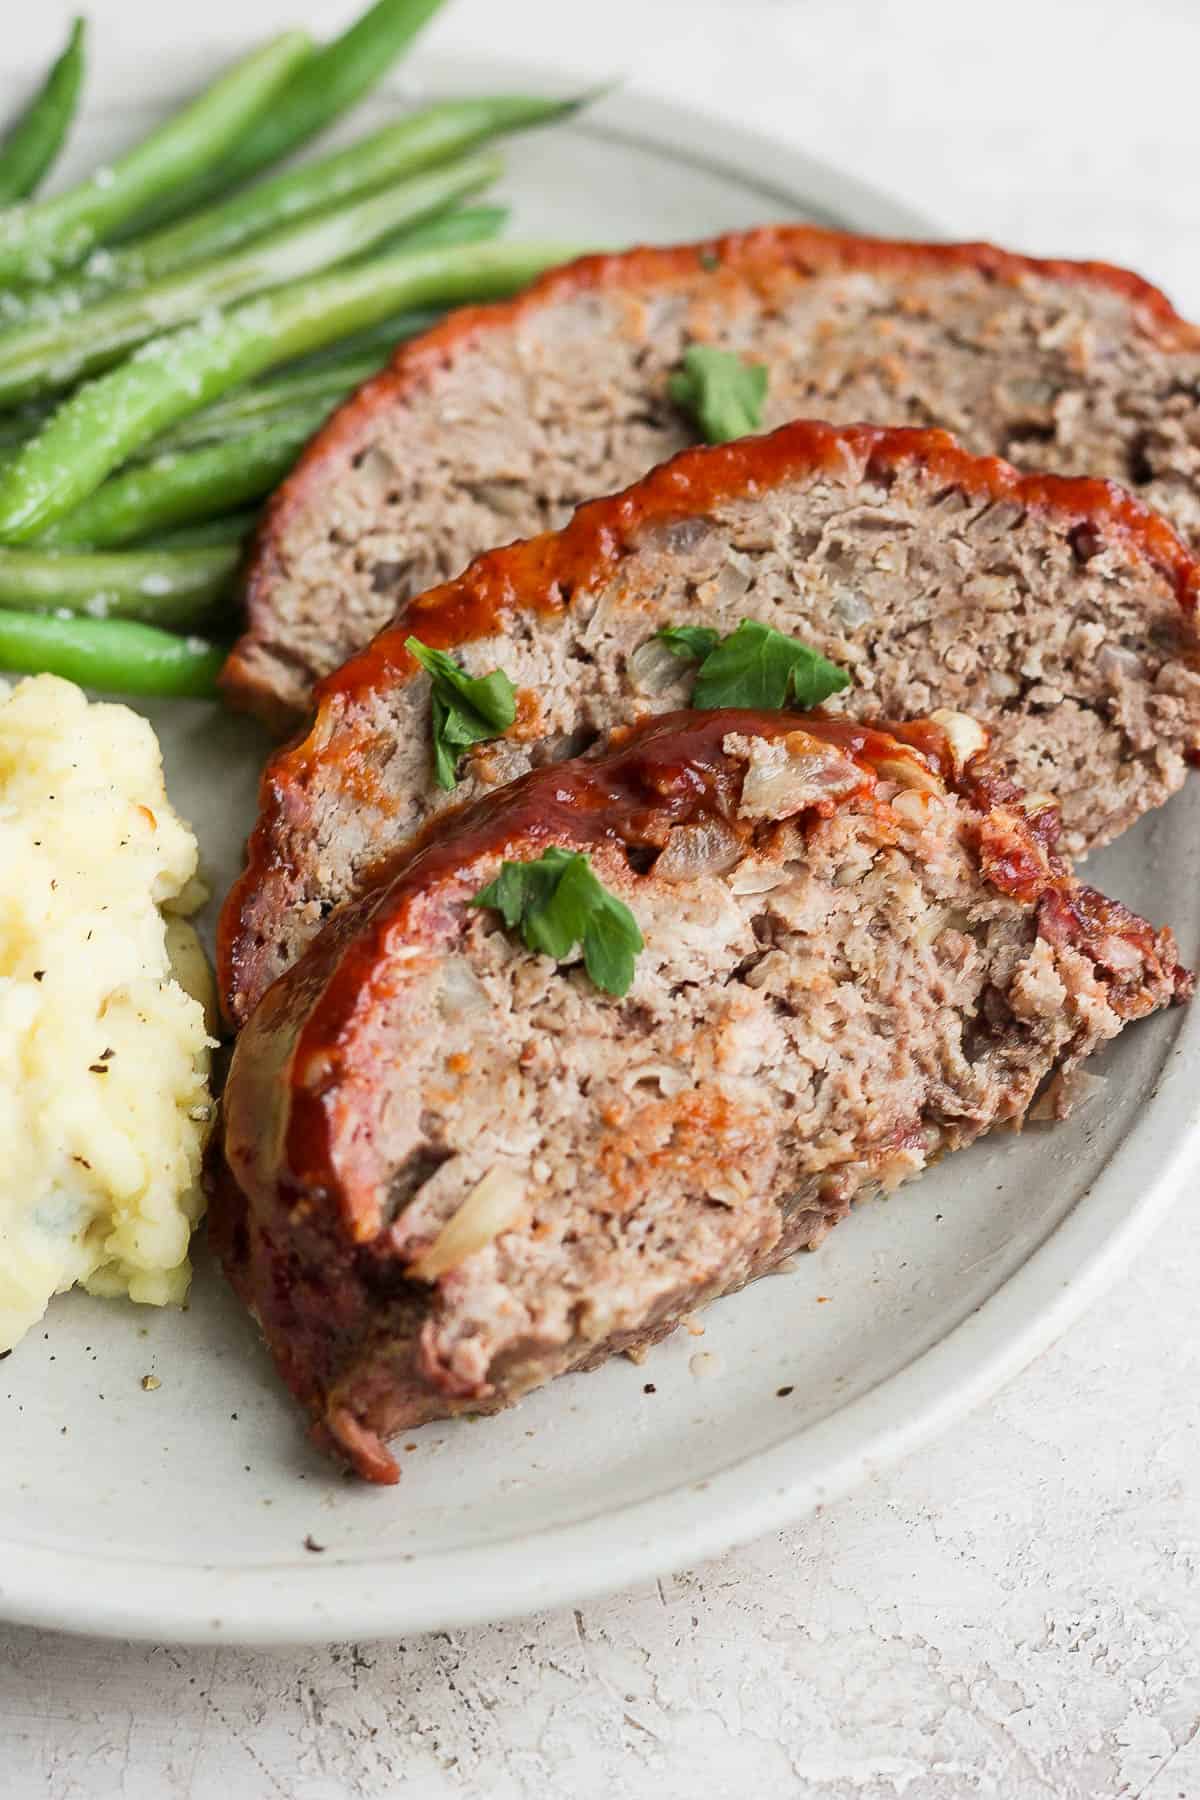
left=776, top=1385, right=794, bottom=1398
left=643, top=1383, right=656, bottom=1394
left=304, top=1535, right=326, bottom=1554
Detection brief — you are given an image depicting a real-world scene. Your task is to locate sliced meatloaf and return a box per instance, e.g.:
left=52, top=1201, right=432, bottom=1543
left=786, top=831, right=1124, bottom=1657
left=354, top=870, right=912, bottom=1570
left=210, top=707, right=1190, bottom=1482
left=223, top=224, right=1200, bottom=727
left=219, top=420, right=1200, bottom=1028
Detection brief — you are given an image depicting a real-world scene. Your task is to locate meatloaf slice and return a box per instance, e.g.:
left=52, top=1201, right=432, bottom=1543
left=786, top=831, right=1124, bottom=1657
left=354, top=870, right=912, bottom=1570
left=210, top=707, right=1190, bottom=1483
left=223, top=224, right=1200, bottom=727
left=219, top=420, right=1200, bottom=1027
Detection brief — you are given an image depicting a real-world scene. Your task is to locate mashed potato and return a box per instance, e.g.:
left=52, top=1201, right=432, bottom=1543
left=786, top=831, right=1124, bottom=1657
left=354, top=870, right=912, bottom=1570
left=0, top=674, right=216, bottom=1352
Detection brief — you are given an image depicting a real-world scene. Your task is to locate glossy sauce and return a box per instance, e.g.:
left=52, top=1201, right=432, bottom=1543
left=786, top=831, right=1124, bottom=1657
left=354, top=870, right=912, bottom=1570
left=320, top=420, right=1200, bottom=706
left=229, top=704, right=1190, bottom=1261
left=264, top=708, right=954, bottom=1212
left=244, top=222, right=1200, bottom=650
left=221, top=392, right=1200, bottom=1028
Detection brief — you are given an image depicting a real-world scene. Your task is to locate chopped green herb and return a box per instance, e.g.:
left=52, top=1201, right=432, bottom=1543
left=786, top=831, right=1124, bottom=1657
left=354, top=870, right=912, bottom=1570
left=693, top=618, right=850, bottom=710
left=688, top=618, right=851, bottom=710
left=667, top=345, right=768, bottom=443
left=698, top=249, right=720, bottom=272
left=405, top=634, right=517, bottom=790
left=655, top=624, right=721, bottom=663
left=472, top=846, right=644, bottom=998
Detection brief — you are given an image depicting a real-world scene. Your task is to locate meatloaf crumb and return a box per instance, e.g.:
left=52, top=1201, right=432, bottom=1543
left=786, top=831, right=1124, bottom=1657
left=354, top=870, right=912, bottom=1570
left=209, top=709, right=1189, bottom=1483
left=219, top=420, right=1200, bottom=1028
left=224, top=225, right=1200, bottom=727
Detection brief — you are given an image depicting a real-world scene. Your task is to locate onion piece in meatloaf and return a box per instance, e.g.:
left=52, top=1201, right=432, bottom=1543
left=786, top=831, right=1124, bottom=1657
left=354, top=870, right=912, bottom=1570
left=223, top=224, right=1200, bottom=727
left=219, top=419, right=1200, bottom=1028
left=209, top=708, right=1190, bottom=1484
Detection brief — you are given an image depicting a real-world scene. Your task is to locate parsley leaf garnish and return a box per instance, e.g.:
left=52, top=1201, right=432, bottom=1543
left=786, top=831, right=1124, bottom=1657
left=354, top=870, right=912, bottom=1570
left=667, top=345, right=768, bottom=443
left=655, top=624, right=721, bottom=663
left=406, top=635, right=517, bottom=790
left=471, top=847, right=644, bottom=998
left=651, top=617, right=850, bottom=710
left=692, top=618, right=850, bottom=709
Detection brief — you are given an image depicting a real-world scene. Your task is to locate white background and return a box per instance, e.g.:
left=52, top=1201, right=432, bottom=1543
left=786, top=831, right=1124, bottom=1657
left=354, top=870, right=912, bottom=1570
left=4, top=1, right=1200, bottom=1795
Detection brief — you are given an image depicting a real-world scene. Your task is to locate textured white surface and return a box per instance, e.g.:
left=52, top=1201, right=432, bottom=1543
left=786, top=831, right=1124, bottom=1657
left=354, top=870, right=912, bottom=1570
left=4, top=0, right=1200, bottom=1793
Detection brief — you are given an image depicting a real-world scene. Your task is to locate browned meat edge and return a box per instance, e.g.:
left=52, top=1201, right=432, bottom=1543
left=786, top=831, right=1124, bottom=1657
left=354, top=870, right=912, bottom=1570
left=223, top=223, right=1200, bottom=727
left=210, top=708, right=1190, bottom=1482
left=218, top=419, right=1200, bottom=1028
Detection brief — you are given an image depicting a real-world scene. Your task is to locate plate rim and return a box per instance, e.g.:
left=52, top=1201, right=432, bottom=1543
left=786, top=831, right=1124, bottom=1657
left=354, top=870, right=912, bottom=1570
left=3, top=43, right=1192, bottom=1648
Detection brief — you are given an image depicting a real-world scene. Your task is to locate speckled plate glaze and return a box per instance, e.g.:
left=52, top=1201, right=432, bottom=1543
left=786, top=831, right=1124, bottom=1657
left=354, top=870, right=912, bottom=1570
left=2, top=48, right=1197, bottom=1648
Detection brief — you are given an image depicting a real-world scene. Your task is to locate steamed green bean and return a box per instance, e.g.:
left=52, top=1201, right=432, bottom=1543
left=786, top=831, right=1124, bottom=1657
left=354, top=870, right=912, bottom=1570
left=149, top=511, right=259, bottom=551
left=0, top=152, right=502, bottom=405
left=0, top=31, right=312, bottom=283
left=109, top=97, right=568, bottom=283
left=0, top=238, right=582, bottom=540
left=0, top=543, right=237, bottom=628
left=44, top=414, right=328, bottom=548
left=0, top=609, right=224, bottom=695
left=119, top=0, right=449, bottom=236
left=0, top=18, right=87, bottom=205
left=144, top=360, right=382, bottom=456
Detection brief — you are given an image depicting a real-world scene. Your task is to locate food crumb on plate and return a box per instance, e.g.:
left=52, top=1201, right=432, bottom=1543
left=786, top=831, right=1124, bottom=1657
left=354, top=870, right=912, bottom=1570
left=140, top=1374, right=160, bottom=1392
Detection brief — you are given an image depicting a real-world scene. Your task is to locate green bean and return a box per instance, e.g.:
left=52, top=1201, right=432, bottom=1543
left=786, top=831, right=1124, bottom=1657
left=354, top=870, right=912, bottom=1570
left=356, top=200, right=510, bottom=258
left=0, top=19, right=87, bottom=205
left=224, top=0, right=448, bottom=181
left=145, top=361, right=384, bottom=456
left=0, top=153, right=503, bottom=406
left=0, top=201, right=503, bottom=361
left=120, top=0, right=450, bottom=238
left=242, top=207, right=513, bottom=370
left=0, top=609, right=224, bottom=696
left=43, top=413, right=328, bottom=549
left=0, top=288, right=456, bottom=463
left=276, top=309, right=443, bottom=380
left=0, top=403, right=50, bottom=450
left=0, top=237, right=582, bottom=541
left=0, top=226, right=500, bottom=470
left=107, top=97, right=568, bottom=284
left=91, top=316, right=432, bottom=461
left=0, top=32, right=312, bottom=284
left=149, top=511, right=259, bottom=551
left=271, top=204, right=510, bottom=374
left=0, top=315, right=426, bottom=470
left=0, top=543, right=236, bottom=629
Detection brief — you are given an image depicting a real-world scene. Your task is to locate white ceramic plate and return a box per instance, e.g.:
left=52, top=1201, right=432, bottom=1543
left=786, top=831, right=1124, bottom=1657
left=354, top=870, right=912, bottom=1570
left=2, top=48, right=1198, bottom=1648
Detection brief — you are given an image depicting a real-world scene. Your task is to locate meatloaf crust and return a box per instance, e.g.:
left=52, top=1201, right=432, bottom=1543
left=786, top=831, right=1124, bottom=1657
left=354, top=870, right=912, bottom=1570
left=210, top=708, right=1190, bottom=1482
left=219, top=419, right=1200, bottom=1028
left=223, top=223, right=1200, bottom=727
